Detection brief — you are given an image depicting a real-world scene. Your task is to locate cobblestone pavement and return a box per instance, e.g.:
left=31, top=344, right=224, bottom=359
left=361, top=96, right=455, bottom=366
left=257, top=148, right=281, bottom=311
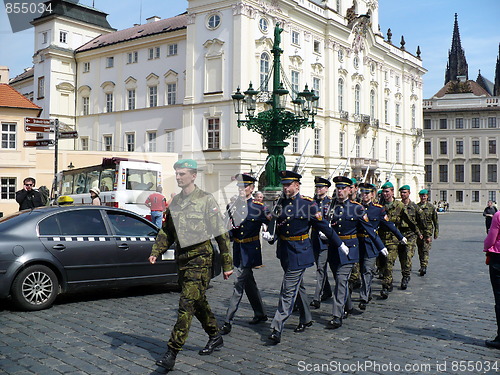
left=1, top=212, right=499, bottom=375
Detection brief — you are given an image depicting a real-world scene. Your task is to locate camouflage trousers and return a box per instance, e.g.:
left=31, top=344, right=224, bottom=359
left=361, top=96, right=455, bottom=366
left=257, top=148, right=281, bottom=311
left=381, top=238, right=417, bottom=286
left=168, top=267, right=218, bottom=351
left=417, top=237, right=432, bottom=268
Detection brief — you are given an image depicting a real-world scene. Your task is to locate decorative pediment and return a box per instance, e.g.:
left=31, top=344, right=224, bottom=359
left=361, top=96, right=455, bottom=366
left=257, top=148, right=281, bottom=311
left=124, top=76, right=137, bottom=90
left=56, top=82, right=75, bottom=92
left=100, top=81, right=115, bottom=93
left=77, top=85, right=91, bottom=96
left=255, top=36, right=273, bottom=50
left=311, top=62, right=324, bottom=74
left=384, top=87, right=391, bottom=96
left=164, top=69, right=178, bottom=82
left=370, top=80, right=379, bottom=88
left=338, top=67, right=348, bottom=76
left=394, top=92, right=402, bottom=100
left=203, top=38, right=225, bottom=57
left=146, top=73, right=159, bottom=86
left=351, top=72, right=364, bottom=82
left=289, top=54, right=304, bottom=66
left=410, top=94, right=419, bottom=101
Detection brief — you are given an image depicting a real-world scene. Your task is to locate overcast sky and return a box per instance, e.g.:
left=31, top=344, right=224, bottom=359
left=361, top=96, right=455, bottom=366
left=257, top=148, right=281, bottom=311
left=1, top=0, right=498, bottom=98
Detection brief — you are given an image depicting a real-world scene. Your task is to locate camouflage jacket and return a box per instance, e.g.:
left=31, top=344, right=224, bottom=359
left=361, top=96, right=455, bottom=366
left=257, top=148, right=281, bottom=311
left=150, top=185, right=232, bottom=272
left=379, top=199, right=422, bottom=243
left=417, top=201, right=439, bottom=238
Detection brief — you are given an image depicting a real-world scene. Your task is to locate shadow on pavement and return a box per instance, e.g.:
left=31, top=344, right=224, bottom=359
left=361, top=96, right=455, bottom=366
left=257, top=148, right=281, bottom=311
left=398, top=325, right=484, bottom=346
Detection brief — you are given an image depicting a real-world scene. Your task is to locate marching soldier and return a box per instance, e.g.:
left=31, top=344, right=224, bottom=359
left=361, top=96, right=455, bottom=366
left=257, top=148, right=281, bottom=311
left=326, top=176, right=387, bottom=329
left=357, top=183, right=404, bottom=310
left=398, top=185, right=425, bottom=289
left=310, top=176, right=333, bottom=309
left=220, top=174, right=270, bottom=335
left=149, top=159, right=233, bottom=371
left=416, top=189, right=439, bottom=276
left=267, top=170, right=344, bottom=344
left=378, top=182, right=421, bottom=299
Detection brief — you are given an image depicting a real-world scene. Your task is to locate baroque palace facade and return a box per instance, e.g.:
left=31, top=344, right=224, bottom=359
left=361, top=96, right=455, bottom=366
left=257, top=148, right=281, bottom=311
left=423, top=14, right=500, bottom=210
left=10, top=0, right=426, bottom=201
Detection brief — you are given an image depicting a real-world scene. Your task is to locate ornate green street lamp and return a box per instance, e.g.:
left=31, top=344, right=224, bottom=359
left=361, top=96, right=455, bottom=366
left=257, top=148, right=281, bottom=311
left=232, top=23, right=318, bottom=191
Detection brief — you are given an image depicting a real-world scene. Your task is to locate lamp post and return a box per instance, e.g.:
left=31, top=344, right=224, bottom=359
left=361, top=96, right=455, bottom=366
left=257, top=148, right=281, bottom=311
left=232, top=23, right=318, bottom=191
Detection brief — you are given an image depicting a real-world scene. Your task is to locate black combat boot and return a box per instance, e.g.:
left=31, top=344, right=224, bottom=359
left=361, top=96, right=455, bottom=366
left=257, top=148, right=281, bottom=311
left=155, top=347, right=178, bottom=370
left=419, top=266, right=427, bottom=276
left=380, top=286, right=389, bottom=299
left=199, top=334, right=223, bottom=355
left=401, top=276, right=410, bottom=290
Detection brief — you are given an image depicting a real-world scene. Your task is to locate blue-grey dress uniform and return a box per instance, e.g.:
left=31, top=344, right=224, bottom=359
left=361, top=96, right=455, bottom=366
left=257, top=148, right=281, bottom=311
left=327, top=176, right=386, bottom=328
left=357, top=183, right=404, bottom=307
left=269, top=171, right=343, bottom=342
left=223, top=174, right=270, bottom=328
left=310, top=177, right=333, bottom=305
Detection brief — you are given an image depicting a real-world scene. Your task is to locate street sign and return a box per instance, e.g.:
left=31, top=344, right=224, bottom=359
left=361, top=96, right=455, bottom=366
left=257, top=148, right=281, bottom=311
left=23, top=139, right=54, bottom=147
left=25, top=117, right=52, bottom=125
left=25, top=124, right=53, bottom=133
left=58, top=131, right=78, bottom=139
left=25, top=117, right=53, bottom=133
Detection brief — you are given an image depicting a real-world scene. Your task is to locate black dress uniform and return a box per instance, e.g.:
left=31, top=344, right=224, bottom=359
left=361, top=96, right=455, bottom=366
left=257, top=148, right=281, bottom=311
left=222, top=174, right=270, bottom=333
left=268, top=171, right=343, bottom=343
left=310, top=176, right=333, bottom=307
left=327, top=176, right=386, bottom=329
left=357, top=183, right=404, bottom=309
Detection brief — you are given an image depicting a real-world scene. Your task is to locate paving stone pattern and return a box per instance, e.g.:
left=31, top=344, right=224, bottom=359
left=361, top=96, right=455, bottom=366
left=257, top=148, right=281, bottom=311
left=0, top=212, right=499, bottom=374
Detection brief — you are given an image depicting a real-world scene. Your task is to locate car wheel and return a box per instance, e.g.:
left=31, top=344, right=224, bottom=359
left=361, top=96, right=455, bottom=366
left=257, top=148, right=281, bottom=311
left=11, top=265, right=59, bottom=311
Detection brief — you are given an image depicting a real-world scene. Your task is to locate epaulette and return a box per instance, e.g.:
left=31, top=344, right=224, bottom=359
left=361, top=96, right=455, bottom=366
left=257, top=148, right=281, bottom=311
left=252, top=200, right=264, bottom=205
left=301, top=195, right=314, bottom=201
left=350, top=200, right=362, bottom=206
left=373, top=203, right=383, bottom=208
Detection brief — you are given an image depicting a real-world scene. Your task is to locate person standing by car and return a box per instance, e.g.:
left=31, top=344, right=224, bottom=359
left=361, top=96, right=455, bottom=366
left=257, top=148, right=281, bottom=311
left=90, top=188, right=102, bottom=206
left=484, top=200, right=498, bottom=234
left=148, top=159, right=233, bottom=371
left=484, top=210, right=500, bottom=350
left=16, top=177, right=43, bottom=210
left=145, top=186, right=167, bottom=227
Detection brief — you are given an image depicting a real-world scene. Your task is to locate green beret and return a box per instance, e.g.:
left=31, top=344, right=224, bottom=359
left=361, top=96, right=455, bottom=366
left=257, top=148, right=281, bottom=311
left=350, top=178, right=358, bottom=186
left=419, top=189, right=428, bottom=195
left=399, top=184, right=411, bottom=191
left=174, top=159, right=197, bottom=170
left=378, top=189, right=382, bottom=194
left=381, top=181, right=393, bottom=189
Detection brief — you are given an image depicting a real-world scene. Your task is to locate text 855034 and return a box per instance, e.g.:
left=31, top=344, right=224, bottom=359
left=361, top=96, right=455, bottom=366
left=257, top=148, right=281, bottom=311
left=5, top=2, right=52, bottom=14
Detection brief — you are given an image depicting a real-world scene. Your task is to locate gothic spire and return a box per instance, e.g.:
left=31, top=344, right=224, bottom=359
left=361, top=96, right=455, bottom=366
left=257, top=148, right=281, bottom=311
left=495, top=43, right=500, bottom=96
left=444, top=13, right=468, bottom=84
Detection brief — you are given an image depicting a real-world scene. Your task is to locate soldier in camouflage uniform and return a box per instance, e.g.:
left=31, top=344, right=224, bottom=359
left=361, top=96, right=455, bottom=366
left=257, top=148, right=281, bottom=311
left=416, top=189, right=439, bottom=276
left=378, top=182, right=413, bottom=298
left=149, top=159, right=233, bottom=371
left=397, top=185, right=425, bottom=290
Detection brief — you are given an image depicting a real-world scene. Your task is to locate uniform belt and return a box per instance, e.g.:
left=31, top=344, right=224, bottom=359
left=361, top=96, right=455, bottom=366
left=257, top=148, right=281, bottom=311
left=357, top=234, right=370, bottom=238
left=279, top=234, right=309, bottom=241
left=338, top=234, right=357, bottom=240
left=234, top=235, right=260, bottom=243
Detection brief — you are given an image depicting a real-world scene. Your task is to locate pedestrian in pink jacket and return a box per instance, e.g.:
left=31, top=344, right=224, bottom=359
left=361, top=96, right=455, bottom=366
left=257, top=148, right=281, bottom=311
left=484, top=211, right=500, bottom=349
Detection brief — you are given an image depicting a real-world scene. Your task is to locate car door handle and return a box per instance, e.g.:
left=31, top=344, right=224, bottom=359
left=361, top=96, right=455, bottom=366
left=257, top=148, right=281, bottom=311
left=52, top=244, right=66, bottom=250
left=118, top=244, right=129, bottom=250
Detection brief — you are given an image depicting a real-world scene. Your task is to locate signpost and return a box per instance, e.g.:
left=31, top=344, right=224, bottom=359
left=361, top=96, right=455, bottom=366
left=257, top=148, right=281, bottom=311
left=23, top=139, right=54, bottom=147
left=58, top=131, right=78, bottom=139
